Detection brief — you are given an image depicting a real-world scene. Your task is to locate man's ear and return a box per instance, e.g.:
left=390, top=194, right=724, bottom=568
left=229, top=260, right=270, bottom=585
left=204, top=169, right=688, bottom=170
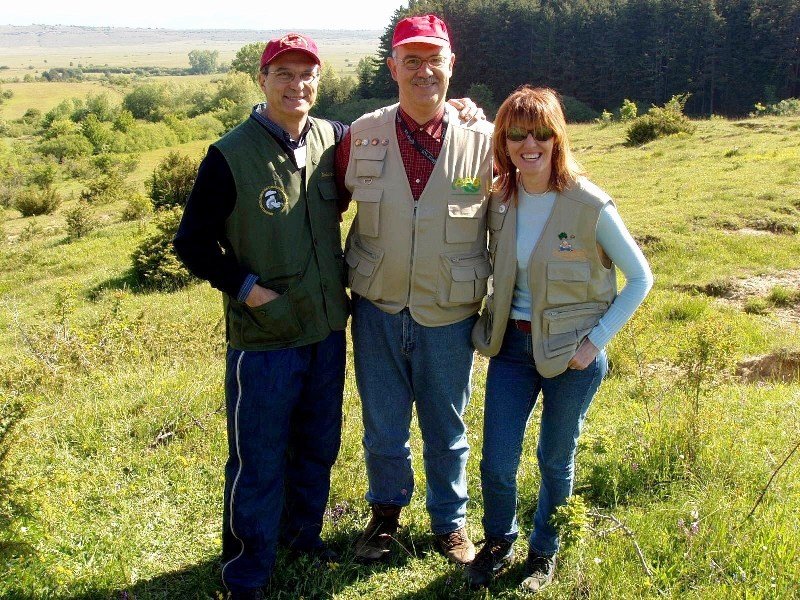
left=387, top=56, right=399, bottom=82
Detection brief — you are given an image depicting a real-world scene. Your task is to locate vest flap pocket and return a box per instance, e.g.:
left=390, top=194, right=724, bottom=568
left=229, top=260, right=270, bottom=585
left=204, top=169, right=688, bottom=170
left=346, top=239, right=384, bottom=296
left=547, top=260, right=590, bottom=304
left=448, top=201, right=484, bottom=218
left=547, top=261, right=590, bottom=281
left=452, top=265, right=477, bottom=281
left=544, top=302, right=606, bottom=335
left=487, top=202, right=509, bottom=231
left=352, top=187, right=382, bottom=203
left=438, top=250, right=491, bottom=306
left=352, top=187, right=382, bottom=237
left=317, top=180, right=339, bottom=201
left=356, top=159, right=384, bottom=178
left=354, top=146, right=388, bottom=161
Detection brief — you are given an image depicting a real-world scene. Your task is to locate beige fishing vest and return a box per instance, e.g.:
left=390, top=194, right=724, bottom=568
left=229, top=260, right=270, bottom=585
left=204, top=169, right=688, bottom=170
left=472, top=178, right=618, bottom=377
left=344, top=103, right=494, bottom=326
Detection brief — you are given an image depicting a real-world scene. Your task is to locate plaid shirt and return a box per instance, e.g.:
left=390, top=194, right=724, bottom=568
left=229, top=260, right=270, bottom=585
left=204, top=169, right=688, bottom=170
left=335, top=106, right=446, bottom=202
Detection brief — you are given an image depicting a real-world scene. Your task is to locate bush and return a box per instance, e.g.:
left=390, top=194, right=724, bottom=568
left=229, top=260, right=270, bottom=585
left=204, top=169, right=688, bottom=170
left=595, top=110, right=613, bottom=128
left=131, top=207, right=194, bottom=290
left=121, top=193, right=153, bottom=221
left=561, top=95, right=599, bottom=122
left=63, top=200, right=96, bottom=239
left=14, top=187, right=62, bottom=216
left=148, top=151, right=199, bottom=210
left=80, top=172, right=132, bottom=206
left=750, top=98, right=800, bottom=117
left=626, top=94, right=695, bottom=145
left=619, top=98, right=638, bottom=121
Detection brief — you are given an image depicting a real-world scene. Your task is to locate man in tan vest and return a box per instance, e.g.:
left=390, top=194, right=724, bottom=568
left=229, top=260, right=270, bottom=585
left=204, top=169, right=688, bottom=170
left=335, top=14, right=493, bottom=564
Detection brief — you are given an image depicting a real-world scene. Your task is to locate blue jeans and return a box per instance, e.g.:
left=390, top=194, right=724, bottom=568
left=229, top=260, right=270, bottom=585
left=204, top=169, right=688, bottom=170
left=220, top=331, right=345, bottom=593
left=351, top=295, right=476, bottom=534
left=480, top=324, right=606, bottom=555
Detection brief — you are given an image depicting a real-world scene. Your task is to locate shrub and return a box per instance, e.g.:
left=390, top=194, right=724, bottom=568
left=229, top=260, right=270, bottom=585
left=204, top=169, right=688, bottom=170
left=767, top=285, right=800, bottom=307
left=619, top=98, right=638, bottom=121
left=14, top=187, right=62, bottom=216
left=148, top=151, right=199, bottom=210
left=80, top=172, right=132, bottom=205
left=18, top=219, right=42, bottom=242
left=121, top=193, right=153, bottom=221
left=626, top=94, right=695, bottom=145
left=63, top=200, right=96, bottom=239
left=744, top=297, right=769, bottom=315
left=750, top=98, right=800, bottom=117
left=131, top=207, right=194, bottom=290
left=595, top=110, right=613, bottom=128
left=561, top=95, right=599, bottom=122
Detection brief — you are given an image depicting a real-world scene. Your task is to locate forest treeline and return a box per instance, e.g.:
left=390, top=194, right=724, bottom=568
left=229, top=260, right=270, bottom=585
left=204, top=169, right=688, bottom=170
left=356, top=0, right=799, bottom=117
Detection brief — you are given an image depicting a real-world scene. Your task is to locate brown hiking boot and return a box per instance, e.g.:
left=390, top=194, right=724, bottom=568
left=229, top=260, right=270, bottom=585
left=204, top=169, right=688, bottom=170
left=354, top=503, right=401, bottom=562
left=435, top=527, right=475, bottom=564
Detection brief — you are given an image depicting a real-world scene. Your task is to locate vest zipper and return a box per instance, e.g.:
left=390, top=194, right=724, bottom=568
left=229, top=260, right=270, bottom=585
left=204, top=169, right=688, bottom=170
left=407, top=199, right=419, bottom=302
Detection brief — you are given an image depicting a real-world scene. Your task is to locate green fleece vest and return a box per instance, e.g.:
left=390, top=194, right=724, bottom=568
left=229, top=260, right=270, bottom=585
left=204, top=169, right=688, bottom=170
left=214, top=116, right=348, bottom=350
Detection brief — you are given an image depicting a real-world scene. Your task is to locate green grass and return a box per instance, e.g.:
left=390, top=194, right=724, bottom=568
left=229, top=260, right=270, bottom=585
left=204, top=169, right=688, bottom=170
left=1, top=115, right=800, bottom=598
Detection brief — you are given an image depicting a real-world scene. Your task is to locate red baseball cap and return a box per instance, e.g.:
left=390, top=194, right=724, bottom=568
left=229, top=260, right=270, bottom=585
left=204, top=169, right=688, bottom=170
left=392, top=14, right=450, bottom=48
left=260, top=33, right=321, bottom=70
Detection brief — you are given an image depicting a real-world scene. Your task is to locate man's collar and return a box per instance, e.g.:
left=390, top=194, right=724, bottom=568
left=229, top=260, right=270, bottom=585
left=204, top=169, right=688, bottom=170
left=398, top=105, right=445, bottom=138
left=252, top=103, right=313, bottom=144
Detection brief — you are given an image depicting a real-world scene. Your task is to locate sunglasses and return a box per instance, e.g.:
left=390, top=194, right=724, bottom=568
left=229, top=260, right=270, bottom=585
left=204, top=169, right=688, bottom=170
left=506, top=125, right=555, bottom=142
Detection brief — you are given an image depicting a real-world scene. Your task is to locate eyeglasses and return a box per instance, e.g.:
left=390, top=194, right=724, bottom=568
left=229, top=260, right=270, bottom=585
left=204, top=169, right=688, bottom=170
left=399, top=55, right=450, bottom=70
left=506, top=125, right=555, bottom=142
left=266, top=69, right=320, bottom=84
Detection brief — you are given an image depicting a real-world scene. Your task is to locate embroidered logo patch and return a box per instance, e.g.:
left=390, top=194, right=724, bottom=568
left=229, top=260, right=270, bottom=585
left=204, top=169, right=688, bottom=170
left=557, top=231, right=575, bottom=251
left=259, top=186, right=288, bottom=216
left=452, top=176, right=482, bottom=194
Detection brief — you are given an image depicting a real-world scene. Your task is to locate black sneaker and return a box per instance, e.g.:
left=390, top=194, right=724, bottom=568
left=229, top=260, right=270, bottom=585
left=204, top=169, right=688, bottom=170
left=520, top=550, right=556, bottom=593
left=288, top=543, right=340, bottom=564
left=354, top=503, right=401, bottom=562
left=464, top=537, right=515, bottom=588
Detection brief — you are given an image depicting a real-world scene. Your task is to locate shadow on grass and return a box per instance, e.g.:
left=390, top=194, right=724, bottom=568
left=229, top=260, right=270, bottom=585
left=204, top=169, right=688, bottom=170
left=57, top=528, right=419, bottom=600
left=86, top=270, right=140, bottom=301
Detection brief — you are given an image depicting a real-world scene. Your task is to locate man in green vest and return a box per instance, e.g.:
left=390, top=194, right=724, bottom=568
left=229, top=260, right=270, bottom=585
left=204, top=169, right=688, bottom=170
left=174, top=33, right=349, bottom=600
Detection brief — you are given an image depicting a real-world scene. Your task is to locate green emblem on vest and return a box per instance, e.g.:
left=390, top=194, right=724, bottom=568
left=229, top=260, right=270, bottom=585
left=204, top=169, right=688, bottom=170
left=452, top=177, right=482, bottom=194
left=259, top=186, right=288, bottom=216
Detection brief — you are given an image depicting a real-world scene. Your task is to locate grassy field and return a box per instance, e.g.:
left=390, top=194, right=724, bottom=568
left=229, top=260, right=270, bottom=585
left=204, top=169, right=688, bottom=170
left=1, top=111, right=799, bottom=600
left=0, top=27, right=380, bottom=80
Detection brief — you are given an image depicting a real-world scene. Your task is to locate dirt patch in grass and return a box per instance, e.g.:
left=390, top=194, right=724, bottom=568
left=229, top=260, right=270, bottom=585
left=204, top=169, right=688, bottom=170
left=737, top=350, right=800, bottom=383
left=679, top=270, right=800, bottom=325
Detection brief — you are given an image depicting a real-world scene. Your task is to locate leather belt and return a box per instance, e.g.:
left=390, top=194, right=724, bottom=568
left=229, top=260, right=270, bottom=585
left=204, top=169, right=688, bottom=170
left=512, top=319, right=531, bottom=333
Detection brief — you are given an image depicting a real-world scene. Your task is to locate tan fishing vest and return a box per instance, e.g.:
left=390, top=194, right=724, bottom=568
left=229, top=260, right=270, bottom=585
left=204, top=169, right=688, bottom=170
left=472, top=178, right=618, bottom=377
left=344, top=103, right=494, bottom=326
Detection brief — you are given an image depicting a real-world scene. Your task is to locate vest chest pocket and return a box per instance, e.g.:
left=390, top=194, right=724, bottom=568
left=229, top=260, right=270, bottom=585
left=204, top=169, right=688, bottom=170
left=354, top=145, right=387, bottom=178
left=346, top=238, right=384, bottom=298
left=446, top=201, right=485, bottom=244
left=542, top=302, right=606, bottom=358
left=438, top=250, right=491, bottom=306
left=353, top=187, right=382, bottom=237
left=546, top=261, right=590, bottom=304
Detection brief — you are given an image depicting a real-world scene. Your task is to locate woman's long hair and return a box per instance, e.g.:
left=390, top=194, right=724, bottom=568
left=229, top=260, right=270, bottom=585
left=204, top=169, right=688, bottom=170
left=492, top=86, right=585, bottom=202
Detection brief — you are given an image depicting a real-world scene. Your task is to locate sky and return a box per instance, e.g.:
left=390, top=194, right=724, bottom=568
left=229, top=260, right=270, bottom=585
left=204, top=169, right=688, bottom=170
left=2, top=0, right=406, bottom=31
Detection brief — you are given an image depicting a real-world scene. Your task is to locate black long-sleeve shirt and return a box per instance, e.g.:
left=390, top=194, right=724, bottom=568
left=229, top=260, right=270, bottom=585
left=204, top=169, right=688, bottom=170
left=173, top=107, right=348, bottom=300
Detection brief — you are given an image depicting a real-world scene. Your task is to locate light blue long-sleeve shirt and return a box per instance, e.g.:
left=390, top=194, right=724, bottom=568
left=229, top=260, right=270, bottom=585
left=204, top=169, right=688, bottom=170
left=510, top=187, right=653, bottom=349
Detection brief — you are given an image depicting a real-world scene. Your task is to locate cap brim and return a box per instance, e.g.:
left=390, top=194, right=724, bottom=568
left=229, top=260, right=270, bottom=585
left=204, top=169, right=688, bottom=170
left=393, top=36, right=449, bottom=47
left=266, top=47, right=321, bottom=66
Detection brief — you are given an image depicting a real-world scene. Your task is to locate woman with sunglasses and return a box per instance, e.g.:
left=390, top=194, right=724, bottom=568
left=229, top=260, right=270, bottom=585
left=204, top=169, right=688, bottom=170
left=466, top=86, right=652, bottom=592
